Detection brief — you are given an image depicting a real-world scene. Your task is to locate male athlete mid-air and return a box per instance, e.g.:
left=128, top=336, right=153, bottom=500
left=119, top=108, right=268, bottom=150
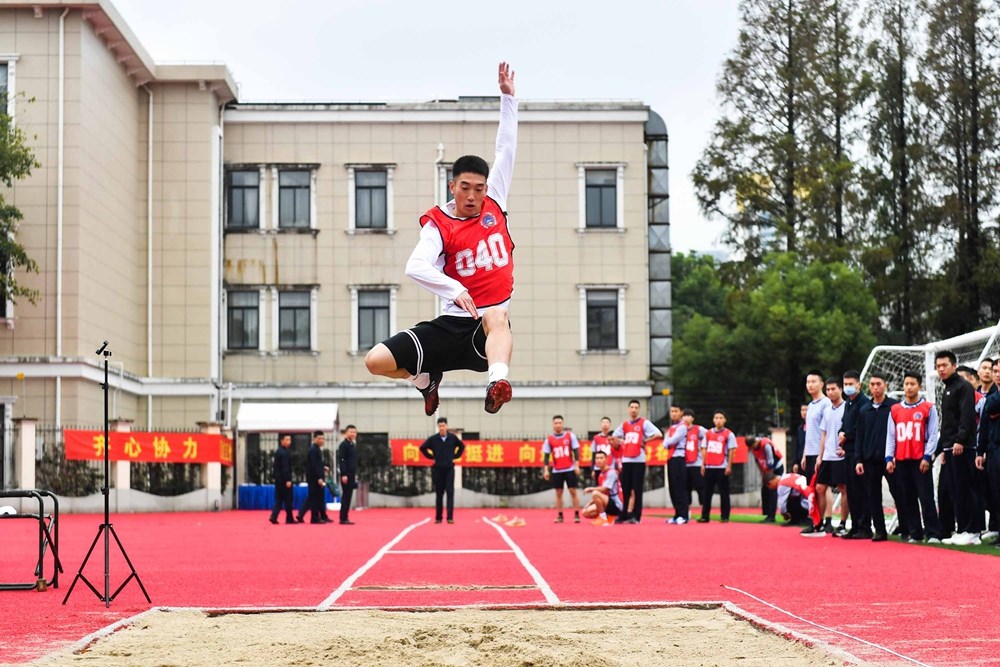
left=365, top=62, right=518, bottom=416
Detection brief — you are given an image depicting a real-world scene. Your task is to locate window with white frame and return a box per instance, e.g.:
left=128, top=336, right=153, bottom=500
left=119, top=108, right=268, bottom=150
left=226, top=170, right=260, bottom=229
left=278, top=291, right=311, bottom=350
left=347, top=164, right=395, bottom=232
left=357, top=290, right=390, bottom=350
left=438, top=164, right=454, bottom=206
left=0, top=63, right=8, bottom=113
left=278, top=170, right=311, bottom=228
left=355, top=170, right=388, bottom=229
left=577, top=164, right=625, bottom=230
left=226, top=290, right=259, bottom=350
left=578, top=286, right=626, bottom=352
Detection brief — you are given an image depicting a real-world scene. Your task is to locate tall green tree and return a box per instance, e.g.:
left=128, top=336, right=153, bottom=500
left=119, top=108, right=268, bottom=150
left=692, top=0, right=818, bottom=257
left=805, top=0, right=867, bottom=253
left=0, top=104, right=41, bottom=307
left=918, top=0, right=1000, bottom=335
left=672, top=253, right=878, bottom=434
left=858, top=0, right=938, bottom=344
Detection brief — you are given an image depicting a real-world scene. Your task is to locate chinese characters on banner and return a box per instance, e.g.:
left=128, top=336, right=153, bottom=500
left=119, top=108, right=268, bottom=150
left=390, top=436, right=748, bottom=467
left=63, top=431, right=234, bottom=466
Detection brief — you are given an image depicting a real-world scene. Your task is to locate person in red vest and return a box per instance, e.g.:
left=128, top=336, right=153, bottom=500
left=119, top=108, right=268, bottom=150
left=582, top=451, right=624, bottom=526
left=681, top=409, right=707, bottom=521
left=589, top=416, right=620, bottom=483
left=698, top=410, right=737, bottom=523
left=542, top=415, right=581, bottom=523
left=746, top=434, right=784, bottom=522
left=886, top=371, right=943, bottom=543
left=364, top=62, right=518, bottom=416
left=611, top=399, right=663, bottom=524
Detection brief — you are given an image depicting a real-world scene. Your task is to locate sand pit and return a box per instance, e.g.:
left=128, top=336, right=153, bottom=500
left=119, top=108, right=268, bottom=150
left=29, top=605, right=855, bottom=666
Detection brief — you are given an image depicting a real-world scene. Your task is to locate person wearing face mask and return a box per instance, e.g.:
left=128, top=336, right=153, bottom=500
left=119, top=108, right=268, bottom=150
left=839, top=370, right=870, bottom=538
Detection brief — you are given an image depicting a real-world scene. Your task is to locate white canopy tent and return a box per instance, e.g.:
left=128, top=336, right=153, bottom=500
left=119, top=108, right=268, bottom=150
left=235, top=402, right=339, bottom=433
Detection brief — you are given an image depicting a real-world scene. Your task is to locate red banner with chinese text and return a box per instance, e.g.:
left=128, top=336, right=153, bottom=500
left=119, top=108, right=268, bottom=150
left=64, top=431, right=234, bottom=466
left=391, top=436, right=748, bottom=467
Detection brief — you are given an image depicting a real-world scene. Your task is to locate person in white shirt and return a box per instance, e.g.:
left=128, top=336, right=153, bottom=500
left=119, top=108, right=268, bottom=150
left=804, top=377, right=849, bottom=536
left=365, top=62, right=518, bottom=416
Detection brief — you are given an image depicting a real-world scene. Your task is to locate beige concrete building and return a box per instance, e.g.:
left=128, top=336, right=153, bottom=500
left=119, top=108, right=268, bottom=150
left=0, top=1, right=671, bottom=490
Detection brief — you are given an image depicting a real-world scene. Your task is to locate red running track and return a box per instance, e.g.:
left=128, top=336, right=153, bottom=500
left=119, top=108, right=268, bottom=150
left=1, top=508, right=998, bottom=665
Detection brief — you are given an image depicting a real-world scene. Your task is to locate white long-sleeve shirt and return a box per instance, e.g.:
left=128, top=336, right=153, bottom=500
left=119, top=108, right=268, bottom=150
left=404, top=94, right=518, bottom=317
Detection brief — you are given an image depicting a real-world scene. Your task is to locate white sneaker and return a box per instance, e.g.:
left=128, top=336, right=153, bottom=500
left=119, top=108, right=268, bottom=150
left=926, top=537, right=942, bottom=544
left=980, top=531, right=999, bottom=545
left=971, top=535, right=982, bottom=545
left=943, top=532, right=975, bottom=546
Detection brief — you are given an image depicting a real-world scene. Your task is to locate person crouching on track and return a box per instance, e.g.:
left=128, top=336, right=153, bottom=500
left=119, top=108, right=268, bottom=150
left=582, top=451, right=623, bottom=526
left=767, top=472, right=822, bottom=531
left=746, top=434, right=784, bottom=523
left=542, top=415, right=581, bottom=523
left=698, top=410, right=737, bottom=523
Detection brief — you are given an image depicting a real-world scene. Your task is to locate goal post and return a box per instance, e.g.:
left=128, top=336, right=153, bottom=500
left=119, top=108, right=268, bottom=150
left=860, top=319, right=1000, bottom=402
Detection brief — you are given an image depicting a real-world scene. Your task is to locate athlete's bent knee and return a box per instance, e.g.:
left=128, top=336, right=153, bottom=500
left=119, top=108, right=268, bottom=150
left=365, top=343, right=397, bottom=376
left=482, top=307, right=508, bottom=334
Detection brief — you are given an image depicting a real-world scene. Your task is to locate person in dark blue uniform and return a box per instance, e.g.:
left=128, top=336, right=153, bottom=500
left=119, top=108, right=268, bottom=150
left=420, top=417, right=466, bottom=524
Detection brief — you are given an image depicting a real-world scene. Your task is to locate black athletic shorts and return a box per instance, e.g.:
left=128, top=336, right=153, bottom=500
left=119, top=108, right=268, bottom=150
left=551, top=470, right=578, bottom=490
left=605, top=496, right=622, bottom=516
left=816, top=459, right=847, bottom=487
left=382, top=315, right=490, bottom=376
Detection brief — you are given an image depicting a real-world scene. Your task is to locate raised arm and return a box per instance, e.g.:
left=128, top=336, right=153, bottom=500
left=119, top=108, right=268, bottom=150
left=488, top=62, right=518, bottom=211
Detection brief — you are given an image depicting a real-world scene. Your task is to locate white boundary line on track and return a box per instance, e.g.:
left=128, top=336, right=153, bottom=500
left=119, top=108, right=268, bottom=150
left=317, top=517, right=430, bottom=610
left=483, top=517, right=559, bottom=604
left=723, top=585, right=933, bottom=667
left=51, top=607, right=161, bottom=657
left=387, top=549, right=513, bottom=554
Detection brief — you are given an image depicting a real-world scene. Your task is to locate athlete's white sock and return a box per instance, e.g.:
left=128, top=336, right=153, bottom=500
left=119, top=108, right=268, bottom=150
left=487, top=362, right=509, bottom=384
left=408, top=373, right=430, bottom=390
left=599, top=512, right=607, bottom=520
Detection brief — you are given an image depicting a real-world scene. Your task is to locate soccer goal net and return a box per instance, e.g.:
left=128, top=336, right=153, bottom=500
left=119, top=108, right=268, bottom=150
left=860, top=319, right=1000, bottom=403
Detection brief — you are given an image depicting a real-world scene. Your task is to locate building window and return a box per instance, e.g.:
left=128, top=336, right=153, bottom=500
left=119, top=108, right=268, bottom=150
left=578, top=285, right=626, bottom=353
left=278, top=291, right=311, bottom=350
left=585, top=170, right=617, bottom=228
left=438, top=164, right=454, bottom=206
left=226, top=291, right=259, bottom=350
left=587, top=290, right=618, bottom=349
left=0, top=63, right=8, bottom=113
left=226, top=171, right=260, bottom=229
left=358, top=290, right=390, bottom=350
left=278, top=170, right=310, bottom=228
left=355, top=170, right=388, bottom=229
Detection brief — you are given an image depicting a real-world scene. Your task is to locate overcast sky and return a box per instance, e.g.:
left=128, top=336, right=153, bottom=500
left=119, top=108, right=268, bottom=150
left=112, top=0, right=740, bottom=254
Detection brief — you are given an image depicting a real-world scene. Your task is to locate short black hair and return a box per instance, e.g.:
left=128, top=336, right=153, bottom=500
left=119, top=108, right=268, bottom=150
left=552, top=415, right=564, bottom=421
left=843, top=369, right=861, bottom=381
left=981, top=357, right=994, bottom=366
left=601, top=416, right=611, bottom=422
left=629, top=400, right=641, bottom=407
left=957, top=365, right=976, bottom=376
left=745, top=435, right=757, bottom=446
left=713, top=409, right=727, bottom=418
left=343, top=424, right=357, bottom=432
left=903, top=371, right=922, bottom=385
left=825, top=376, right=842, bottom=389
left=682, top=408, right=695, bottom=418
left=313, top=430, right=324, bottom=438
left=806, top=369, right=824, bottom=382
left=452, top=155, right=489, bottom=181
left=437, top=417, right=448, bottom=424
left=935, top=350, right=957, bottom=365
left=868, top=370, right=887, bottom=381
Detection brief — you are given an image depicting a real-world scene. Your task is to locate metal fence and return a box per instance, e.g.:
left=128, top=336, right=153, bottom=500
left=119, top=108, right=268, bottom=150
left=33, top=425, right=104, bottom=497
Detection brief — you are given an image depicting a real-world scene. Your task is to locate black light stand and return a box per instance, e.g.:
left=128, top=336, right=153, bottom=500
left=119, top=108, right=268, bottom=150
left=63, top=341, right=150, bottom=607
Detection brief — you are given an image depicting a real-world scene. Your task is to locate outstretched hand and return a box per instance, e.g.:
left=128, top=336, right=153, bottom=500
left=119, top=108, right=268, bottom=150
left=498, top=61, right=515, bottom=96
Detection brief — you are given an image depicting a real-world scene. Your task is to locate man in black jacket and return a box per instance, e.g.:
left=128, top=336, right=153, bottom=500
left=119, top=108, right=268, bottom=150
left=420, top=417, right=466, bottom=524
left=936, top=350, right=979, bottom=545
left=303, top=431, right=330, bottom=524
left=839, top=369, right=871, bottom=538
left=852, top=372, right=897, bottom=541
left=269, top=435, right=296, bottom=524
left=337, top=425, right=359, bottom=525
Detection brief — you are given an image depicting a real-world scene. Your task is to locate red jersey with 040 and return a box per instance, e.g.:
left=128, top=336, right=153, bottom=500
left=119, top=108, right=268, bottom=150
left=420, top=196, right=515, bottom=308
left=704, top=429, right=732, bottom=467
left=546, top=433, right=575, bottom=470
left=890, top=401, right=933, bottom=461
left=621, top=419, right=647, bottom=458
